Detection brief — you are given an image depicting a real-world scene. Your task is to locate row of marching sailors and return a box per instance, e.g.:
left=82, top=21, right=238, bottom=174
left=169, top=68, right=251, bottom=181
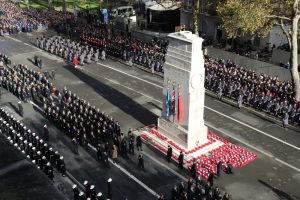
left=37, top=36, right=106, bottom=66
left=0, top=108, right=66, bottom=180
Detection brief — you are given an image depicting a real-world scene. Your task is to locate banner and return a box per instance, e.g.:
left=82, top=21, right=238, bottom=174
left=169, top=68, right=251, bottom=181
left=177, top=84, right=181, bottom=122
left=166, top=84, right=171, bottom=118
left=171, top=83, right=176, bottom=117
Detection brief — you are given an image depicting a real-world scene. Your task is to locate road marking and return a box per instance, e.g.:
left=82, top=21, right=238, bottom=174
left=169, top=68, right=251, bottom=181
left=142, top=150, right=188, bottom=182
left=10, top=50, right=41, bottom=57
left=204, top=106, right=300, bottom=151
left=205, top=121, right=300, bottom=173
left=6, top=36, right=41, bottom=51
left=88, top=144, right=160, bottom=198
left=94, top=63, right=300, bottom=152
left=96, top=62, right=164, bottom=89
left=6, top=36, right=22, bottom=43
left=66, top=171, right=85, bottom=191
left=78, top=66, right=162, bottom=105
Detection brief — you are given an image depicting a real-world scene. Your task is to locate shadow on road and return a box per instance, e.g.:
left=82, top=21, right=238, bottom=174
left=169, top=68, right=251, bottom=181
left=258, top=179, right=298, bottom=200
left=64, top=64, right=157, bottom=126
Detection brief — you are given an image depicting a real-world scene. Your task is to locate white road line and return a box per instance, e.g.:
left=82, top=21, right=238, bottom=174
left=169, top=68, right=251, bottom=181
left=94, top=62, right=300, bottom=152
left=205, top=122, right=300, bottom=173
left=88, top=144, right=160, bottom=197
left=10, top=50, right=41, bottom=57
left=6, top=36, right=41, bottom=51
left=204, top=106, right=300, bottom=151
left=142, top=151, right=188, bottom=182
left=79, top=66, right=162, bottom=105
left=96, top=62, right=164, bottom=89
left=6, top=36, right=22, bottom=43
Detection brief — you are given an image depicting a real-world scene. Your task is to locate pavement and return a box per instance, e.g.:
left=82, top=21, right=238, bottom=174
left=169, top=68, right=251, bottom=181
left=0, top=31, right=300, bottom=200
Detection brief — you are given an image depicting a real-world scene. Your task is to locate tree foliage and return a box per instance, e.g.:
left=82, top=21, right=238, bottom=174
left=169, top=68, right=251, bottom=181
left=217, top=0, right=300, bottom=100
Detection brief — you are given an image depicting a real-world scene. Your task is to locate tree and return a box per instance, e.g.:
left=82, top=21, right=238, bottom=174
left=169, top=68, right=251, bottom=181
left=217, top=0, right=300, bottom=100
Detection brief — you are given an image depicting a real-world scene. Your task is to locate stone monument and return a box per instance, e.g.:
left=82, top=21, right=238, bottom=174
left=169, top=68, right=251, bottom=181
left=157, top=31, right=208, bottom=150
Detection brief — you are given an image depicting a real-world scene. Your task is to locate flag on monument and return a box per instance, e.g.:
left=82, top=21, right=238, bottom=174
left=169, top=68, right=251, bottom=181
left=171, top=85, right=176, bottom=116
left=166, top=86, right=171, bottom=117
left=177, top=90, right=181, bottom=122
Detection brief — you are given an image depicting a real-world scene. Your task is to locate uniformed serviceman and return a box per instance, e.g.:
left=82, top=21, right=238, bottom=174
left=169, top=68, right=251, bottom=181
left=178, top=151, right=184, bottom=169
left=72, top=184, right=80, bottom=200
left=138, top=154, right=144, bottom=170
left=128, top=137, right=134, bottom=155
left=166, top=145, right=172, bottom=163
left=136, top=135, right=142, bottom=151
left=107, top=178, right=112, bottom=199
left=43, top=124, right=49, bottom=141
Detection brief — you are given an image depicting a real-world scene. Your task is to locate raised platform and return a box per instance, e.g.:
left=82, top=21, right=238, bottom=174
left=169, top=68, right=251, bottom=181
left=134, top=126, right=256, bottom=179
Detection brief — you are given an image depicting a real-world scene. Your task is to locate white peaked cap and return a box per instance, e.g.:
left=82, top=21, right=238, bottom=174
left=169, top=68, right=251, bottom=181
left=97, top=192, right=102, bottom=197
left=107, top=178, right=112, bottom=182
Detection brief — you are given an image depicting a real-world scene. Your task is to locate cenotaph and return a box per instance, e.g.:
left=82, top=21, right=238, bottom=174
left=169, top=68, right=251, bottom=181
left=134, top=31, right=257, bottom=177
left=157, top=31, right=208, bottom=151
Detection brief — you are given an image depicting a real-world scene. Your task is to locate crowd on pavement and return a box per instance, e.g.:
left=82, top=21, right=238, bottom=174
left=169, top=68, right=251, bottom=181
left=0, top=0, right=74, bottom=36
left=204, top=57, right=296, bottom=127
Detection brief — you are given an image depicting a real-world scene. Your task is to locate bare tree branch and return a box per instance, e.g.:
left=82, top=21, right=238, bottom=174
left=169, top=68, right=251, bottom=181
left=280, top=19, right=292, bottom=48
left=267, top=15, right=292, bottom=21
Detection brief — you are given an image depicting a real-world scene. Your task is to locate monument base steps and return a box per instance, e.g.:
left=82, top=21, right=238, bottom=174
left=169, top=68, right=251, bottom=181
left=134, top=126, right=257, bottom=179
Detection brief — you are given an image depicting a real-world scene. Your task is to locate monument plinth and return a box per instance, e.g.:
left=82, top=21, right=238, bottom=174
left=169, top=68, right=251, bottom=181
left=157, top=31, right=208, bottom=151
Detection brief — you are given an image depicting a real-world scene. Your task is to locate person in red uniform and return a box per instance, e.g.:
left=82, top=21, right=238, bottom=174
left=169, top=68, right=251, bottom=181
left=72, top=56, right=78, bottom=68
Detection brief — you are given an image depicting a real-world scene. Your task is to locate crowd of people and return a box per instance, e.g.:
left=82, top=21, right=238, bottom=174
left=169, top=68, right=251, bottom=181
left=204, top=57, right=297, bottom=127
left=0, top=0, right=74, bottom=36
left=0, top=0, right=43, bottom=35
left=0, top=108, right=66, bottom=181
left=170, top=177, right=230, bottom=200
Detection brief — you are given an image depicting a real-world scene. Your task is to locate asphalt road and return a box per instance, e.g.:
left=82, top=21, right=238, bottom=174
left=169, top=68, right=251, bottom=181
left=0, top=31, right=300, bottom=200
